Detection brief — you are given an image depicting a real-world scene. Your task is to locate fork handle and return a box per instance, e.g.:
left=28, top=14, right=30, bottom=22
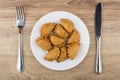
left=17, top=29, right=24, bottom=73
left=96, top=36, right=102, bottom=74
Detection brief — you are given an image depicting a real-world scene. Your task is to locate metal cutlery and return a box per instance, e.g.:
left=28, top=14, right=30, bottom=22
left=95, top=3, right=102, bottom=74
left=16, top=5, right=25, bottom=73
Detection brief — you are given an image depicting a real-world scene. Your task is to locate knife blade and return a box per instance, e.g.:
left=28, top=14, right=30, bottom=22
left=95, top=3, right=102, bottom=74
left=95, top=3, right=102, bottom=37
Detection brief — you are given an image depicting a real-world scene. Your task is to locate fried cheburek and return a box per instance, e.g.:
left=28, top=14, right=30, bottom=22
left=36, top=19, right=81, bottom=62
left=40, top=23, right=55, bottom=37
left=60, top=19, right=74, bottom=34
left=44, top=47, right=60, bottom=61
left=67, top=30, right=80, bottom=44
left=67, top=43, right=80, bottom=60
left=36, top=37, right=52, bottom=51
left=50, top=35, right=64, bottom=46
left=57, top=46, right=67, bottom=62
left=54, top=24, right=69, bottom=38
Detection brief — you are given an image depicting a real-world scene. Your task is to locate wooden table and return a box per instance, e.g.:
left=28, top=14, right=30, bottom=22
left=0, top=0, right=120, bottom=80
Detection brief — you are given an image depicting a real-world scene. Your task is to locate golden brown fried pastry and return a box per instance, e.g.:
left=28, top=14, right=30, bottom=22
left=50, top=35, right=64, bottom=46
left=60, top=19, right=74, bottom=34
left=57, top=46, right=68, bottom=62
left=57, top=42, right=66, bottom=48
left=44, top=47, right=60, bottom=61
left=36, top=37, right=52, bottom=51
left=36, top=18, right=81, bottom=62
left=54, top=24, right=69, bottom=38
left=67, top=43, right=80, bottom=60
left=40, top=23, right=55, bottom=37
left=67, top=30, right=80, bottom=44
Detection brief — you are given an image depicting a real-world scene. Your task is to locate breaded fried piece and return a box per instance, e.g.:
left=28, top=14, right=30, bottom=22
left=60, top=19, right=74, bottom=34
left=44, top=47, right=60, bottom=61
left=40, top=23, right=55, bottom=37
left=54, top=24, right=69, bottom=38
left=67, top=43, right=80, bottom=60
left=50, top=35, right=64, bottom=46
left=36, top=37, right=52, bottom=51
left=67, top=30, right=80, bottom=44
left=57, top=46, right=68, bottom=62
left=57, top=42, right=66, bottom=48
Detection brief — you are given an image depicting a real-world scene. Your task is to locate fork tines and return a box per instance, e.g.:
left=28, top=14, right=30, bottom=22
left=16, top=6, right=24, bottom=20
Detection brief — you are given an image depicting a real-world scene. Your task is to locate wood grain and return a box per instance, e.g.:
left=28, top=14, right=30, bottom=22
left=0, top=0, right=120, bottom=80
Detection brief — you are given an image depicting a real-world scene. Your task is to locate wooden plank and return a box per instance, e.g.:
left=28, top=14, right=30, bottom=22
left=0, top=0, right=120, bottom=80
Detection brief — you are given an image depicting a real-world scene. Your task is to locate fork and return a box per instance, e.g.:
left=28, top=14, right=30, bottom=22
left=16, top=5, right=25, bottom=73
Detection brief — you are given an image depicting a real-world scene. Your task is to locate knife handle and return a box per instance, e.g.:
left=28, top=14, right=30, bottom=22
left=96, top=36, right=102, bottom=74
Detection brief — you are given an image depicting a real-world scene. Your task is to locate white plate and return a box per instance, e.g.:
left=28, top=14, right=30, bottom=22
left=30, top=11, right=90, bottom=71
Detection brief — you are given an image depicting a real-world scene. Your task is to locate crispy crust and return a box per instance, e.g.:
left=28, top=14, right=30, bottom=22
left=67, top=30, right=80, bottom=44
left=36, top=37, right=52, bottom=51
left=57, top=46, right=68, bottom=62
left=50, top=35, right=65, bottom=46
left=60, top=19, right=74, bottom=34
left=54, top=24, right=69, bottom=38
left=67, top=43, right=80, bottom=60
left=40, top=23, right=55, bottom=37
left=44, top=47, right=60, bottom=61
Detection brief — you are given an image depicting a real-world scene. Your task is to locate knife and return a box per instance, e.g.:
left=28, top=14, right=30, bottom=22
left=95, top=3, right=102, bottom=74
